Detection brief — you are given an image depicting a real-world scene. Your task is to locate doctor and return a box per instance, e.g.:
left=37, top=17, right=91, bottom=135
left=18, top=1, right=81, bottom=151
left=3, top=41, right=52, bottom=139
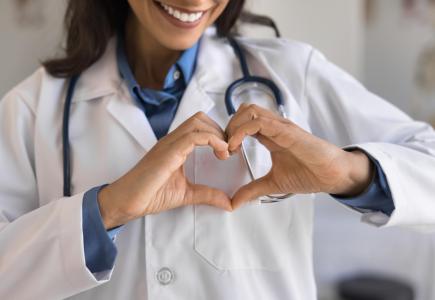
left=1, top=0, right=435, bottom=299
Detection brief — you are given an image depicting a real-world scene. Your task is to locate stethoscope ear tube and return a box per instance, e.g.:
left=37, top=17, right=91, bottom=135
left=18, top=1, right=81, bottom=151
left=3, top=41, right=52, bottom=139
left=63, top=75, right=79, bottom=197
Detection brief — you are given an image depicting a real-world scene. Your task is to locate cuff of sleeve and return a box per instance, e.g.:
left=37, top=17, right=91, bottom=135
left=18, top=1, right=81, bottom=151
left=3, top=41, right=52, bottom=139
left=107, top=226, right=123, bottom=240
left=82, top=185, right=118, bottom=273
left=59, top=193, right=111, bottom=292
left=330, top=147, right=395, bottom=216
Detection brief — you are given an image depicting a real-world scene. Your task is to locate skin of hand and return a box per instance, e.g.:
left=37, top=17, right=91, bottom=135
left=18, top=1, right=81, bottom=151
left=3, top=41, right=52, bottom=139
left=226, top=103, right=375, bottom=210
left=99, top=105, right=375, bottom=229
left=98, top=112, right=232, bottom=229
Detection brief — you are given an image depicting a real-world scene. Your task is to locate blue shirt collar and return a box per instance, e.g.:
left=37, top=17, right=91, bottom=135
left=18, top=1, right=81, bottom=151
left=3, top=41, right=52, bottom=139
left=116, top=33, right=199, bottom=93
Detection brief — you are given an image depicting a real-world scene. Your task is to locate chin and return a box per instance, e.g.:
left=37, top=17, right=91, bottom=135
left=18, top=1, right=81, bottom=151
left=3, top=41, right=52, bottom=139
left=157, top=32, right=203, bottom=51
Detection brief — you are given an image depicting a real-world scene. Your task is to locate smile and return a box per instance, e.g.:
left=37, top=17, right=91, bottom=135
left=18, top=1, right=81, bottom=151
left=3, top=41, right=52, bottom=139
left=156, top=1, right=206, bottom=23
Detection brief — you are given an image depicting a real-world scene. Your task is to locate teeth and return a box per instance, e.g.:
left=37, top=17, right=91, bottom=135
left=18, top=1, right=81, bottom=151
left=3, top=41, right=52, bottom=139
left=159, top=2, right=204, bottom=23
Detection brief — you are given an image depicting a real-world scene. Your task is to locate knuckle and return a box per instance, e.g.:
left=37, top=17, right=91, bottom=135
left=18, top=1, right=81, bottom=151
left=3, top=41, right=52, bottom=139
left=187, top=118, right=202, bottom=132
left=256, top=116, right=267, bottom=123
left=195, top=111, right=207, bottom=119
left=238, top=103, right=249, bottom=110
left=192, top=118, right=202, bottom=129
left=247, top=106, right=258, bottom=119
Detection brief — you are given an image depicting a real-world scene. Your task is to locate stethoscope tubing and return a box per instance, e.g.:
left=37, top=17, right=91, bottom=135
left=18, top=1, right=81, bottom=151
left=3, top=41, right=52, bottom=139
left=63, top=75, right=79, bottom=197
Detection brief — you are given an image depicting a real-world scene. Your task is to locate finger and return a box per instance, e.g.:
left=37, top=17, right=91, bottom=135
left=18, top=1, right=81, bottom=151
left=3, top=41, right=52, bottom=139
left=189, top=112, right=229, bottom=158
left=184, top=117, right=228, bottom=159
left=172, top=132, right=230, bottom=161
left=164, top=114, right=228, bottom=159
left=231, top=175, right=276, bottom=210
left=237, top=103, right=281, bottom=119
left=178, top=112, right=226, bottom=140
left=226, top=103, right=285, bottom=138
left=228, top=117, right=284, bottom=152
left=193, top=111, right=227, bottom=140
left=186, top=183, right=233, bottom=212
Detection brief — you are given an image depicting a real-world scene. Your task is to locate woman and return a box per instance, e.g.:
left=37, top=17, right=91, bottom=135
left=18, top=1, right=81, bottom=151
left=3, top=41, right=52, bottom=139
left=1, top=0, right=434, bottom=299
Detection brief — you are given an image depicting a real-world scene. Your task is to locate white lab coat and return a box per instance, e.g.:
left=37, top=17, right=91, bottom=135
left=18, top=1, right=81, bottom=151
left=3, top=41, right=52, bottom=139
left=0, top=33, right=435, bottom=300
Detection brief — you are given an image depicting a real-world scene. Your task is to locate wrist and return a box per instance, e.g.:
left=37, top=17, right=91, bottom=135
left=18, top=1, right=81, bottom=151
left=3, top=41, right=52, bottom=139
left=332, top=150, right=375, bottom=197
left=98, top=184, right=131, bottom=230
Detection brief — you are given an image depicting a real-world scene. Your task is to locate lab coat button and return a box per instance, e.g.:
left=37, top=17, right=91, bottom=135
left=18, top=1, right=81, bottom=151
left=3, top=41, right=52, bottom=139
left=173, top=70, right=181, bottom=81
left=156, top=267, right=174, bottom=285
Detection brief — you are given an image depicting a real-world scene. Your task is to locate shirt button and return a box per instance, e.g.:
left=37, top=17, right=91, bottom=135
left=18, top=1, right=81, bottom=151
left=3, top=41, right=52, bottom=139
left=173, top=70, right=181, bottom=81
left=156, top=267, right=174, bottom=285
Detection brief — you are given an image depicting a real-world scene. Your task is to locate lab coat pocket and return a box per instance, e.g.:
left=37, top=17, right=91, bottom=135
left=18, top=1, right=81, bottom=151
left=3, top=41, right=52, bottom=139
left=193, top=143, right=294, bottom=271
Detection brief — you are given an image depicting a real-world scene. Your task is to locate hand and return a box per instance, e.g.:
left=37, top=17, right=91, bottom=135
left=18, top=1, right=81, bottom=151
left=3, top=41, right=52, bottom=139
left=98, top=112, right=232, bottom=229
left=226, top=104, right=375, bottom=209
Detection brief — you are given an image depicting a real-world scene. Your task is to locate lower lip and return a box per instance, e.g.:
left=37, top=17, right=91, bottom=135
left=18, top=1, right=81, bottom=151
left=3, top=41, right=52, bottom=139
left=153, top=1, right=206, bottom=29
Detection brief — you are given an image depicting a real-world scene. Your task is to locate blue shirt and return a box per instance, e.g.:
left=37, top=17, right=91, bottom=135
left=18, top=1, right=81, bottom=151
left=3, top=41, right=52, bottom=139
left=117, top=32, right=199, bottom=139
left=81, top=35, right=395, bottom=274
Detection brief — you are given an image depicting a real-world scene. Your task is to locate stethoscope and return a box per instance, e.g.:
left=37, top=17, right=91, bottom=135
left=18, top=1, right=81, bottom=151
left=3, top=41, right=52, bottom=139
left=63, top=37, right=293, bottom=202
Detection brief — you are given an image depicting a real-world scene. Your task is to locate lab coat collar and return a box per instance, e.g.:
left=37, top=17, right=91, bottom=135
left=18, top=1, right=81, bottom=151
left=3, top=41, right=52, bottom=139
left=72, top=37, right=122, bottom=103
left=72, top=32, right=239, bottom=103
left=168, top=35, right=240, bottom=132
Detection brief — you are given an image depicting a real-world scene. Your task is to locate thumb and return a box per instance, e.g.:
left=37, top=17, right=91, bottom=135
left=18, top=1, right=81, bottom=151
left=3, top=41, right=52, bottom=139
left=231, top=176, right=275, bottom=210
left=186, top=183, right=233, bottom=212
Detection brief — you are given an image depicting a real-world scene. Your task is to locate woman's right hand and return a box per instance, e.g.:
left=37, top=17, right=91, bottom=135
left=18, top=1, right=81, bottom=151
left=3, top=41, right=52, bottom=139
left=97, top=112, right=232, bottom=230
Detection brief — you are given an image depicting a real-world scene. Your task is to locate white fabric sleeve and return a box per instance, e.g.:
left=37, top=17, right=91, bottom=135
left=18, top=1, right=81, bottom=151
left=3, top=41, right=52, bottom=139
left=303, top=48, right=435, bottom=231
left=0, top=91, right=111, bottom=299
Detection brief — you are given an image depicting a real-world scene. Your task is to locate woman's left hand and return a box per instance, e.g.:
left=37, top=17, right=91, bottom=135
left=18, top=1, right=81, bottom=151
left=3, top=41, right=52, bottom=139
left=226, top=104, right=375, bottom=209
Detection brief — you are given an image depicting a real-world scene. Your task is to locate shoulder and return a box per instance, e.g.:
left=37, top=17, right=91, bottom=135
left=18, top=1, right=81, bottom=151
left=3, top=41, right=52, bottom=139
left=202, top=33, right=317, bottom=72
left=226, top=37, right=320, bottom=102
left=236, top=37, right=316, bottom=75
left=238, top=37, right=314, bottom=60
left=237, top=37, right=363, bottom=92
left=1, top=67, right=66, bottom=115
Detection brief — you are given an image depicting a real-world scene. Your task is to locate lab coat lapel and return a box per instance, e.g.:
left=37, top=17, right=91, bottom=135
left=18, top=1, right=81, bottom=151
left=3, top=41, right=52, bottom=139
left=71, top=37, right=158, bottom=151
left=105, top=70, right=219, bottom=151
left=106, top=90, right=158, bottom=151
left=168, top=77, right=215, bottom=133
left=168, top=34, right=239, bottom=132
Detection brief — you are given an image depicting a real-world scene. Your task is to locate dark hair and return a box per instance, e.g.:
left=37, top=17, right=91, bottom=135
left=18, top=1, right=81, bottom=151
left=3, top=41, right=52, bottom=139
left=43, top=0, right=246, bottom=78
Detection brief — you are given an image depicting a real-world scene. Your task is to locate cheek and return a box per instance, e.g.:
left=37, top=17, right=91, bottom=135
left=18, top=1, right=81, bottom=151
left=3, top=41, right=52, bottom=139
left=207, top=0, right=230, bottom=24
left=128, top=0, right=151, bottom=24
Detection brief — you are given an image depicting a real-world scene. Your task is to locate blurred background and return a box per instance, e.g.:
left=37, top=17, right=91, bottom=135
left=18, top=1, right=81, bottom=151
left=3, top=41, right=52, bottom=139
left=1, top=0, right=434, bottom=299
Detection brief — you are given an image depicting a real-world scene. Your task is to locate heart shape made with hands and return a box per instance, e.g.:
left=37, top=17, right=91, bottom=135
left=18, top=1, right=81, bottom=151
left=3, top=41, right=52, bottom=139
left=193, top=141, right=266, bottom=210
left=194, top=114, right=279, bottom=210
left=198, top=137, right=267, bottom=185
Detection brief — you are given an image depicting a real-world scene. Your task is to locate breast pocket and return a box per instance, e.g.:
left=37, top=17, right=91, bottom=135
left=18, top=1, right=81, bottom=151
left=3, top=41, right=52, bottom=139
left=193, top=140, right=294, bottom=271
